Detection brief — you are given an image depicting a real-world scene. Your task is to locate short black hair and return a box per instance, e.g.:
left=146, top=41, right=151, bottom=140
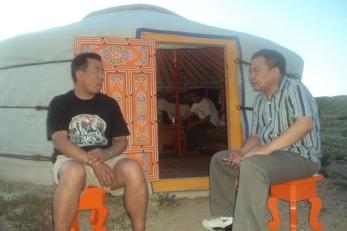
left=71, top=52, right=102, bottom=82
left=251, top=49, right=286, bottom=76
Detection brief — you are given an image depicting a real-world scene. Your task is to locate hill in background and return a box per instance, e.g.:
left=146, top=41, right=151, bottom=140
left=316, top=95, right=347, bottom=114
left=315, top=95, right=347, bottom=185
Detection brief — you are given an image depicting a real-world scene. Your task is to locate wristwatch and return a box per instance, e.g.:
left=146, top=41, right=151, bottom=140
left=107, top=150, right=114, bottom=160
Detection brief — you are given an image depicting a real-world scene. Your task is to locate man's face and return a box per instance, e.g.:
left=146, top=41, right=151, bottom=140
left=77, top=58, right=105, bottom=94
left=249, top=56, right=278, bottom=96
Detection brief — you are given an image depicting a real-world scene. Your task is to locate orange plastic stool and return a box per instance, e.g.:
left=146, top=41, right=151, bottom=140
left=70, top=187, right=109, bottom=231
left=267, top=175, right=324, bottom=231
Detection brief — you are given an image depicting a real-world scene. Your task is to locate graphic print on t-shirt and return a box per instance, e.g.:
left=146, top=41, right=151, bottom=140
left=69, top=114, right=108, bottom=147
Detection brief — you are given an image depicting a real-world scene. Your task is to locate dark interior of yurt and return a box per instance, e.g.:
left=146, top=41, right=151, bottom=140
left=155, top=45, right=228, bottom=179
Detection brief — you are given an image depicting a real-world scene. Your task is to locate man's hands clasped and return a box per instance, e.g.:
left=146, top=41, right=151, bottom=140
left=85, top=148, right=117, bottom=188
left=223, top=144, right=273, bottom=167
left=87, top=148, right=109, bottom=165
left=223, top=150, right=244, bottom=168
left=92, top=164, right=116, bottom=188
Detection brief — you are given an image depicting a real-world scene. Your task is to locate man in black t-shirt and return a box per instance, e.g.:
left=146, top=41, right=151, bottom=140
left=47, top=52, right=147, bottom=231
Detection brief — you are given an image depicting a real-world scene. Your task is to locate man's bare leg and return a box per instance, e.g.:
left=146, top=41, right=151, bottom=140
left=53, top=161, right=86, bottom=231
left=113, top=159, right=148, bottom=231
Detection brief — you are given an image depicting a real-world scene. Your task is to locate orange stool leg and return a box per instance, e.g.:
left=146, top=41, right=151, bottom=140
left=289, top=200, right=298, bottom=231
left=91, top=207, right=109, bottom=231
left=70, top=214, right=79, bottom=231
left=90, top=209, right=97, bottom=226
left=267, top=197, right=280, bottom=231
left=69, top=188, right=109, bottom=231
left=309, top=197, right=323, bottom=231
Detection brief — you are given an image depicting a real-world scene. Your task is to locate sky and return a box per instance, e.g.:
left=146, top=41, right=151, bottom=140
left=0, top=0, right=346, bottom=97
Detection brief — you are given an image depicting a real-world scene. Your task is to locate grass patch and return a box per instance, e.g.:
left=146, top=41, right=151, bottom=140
left=334, top=153, right=345, bottom=160
left=320, top=144, right=336, bottom=177
left=151, top=193, right=178, bottom=209
left=112, top=209, right=132, bottom=230
left=336, top=115, right=347, bottom=120
left=329, top=170, right=347, bottom=189
left=104, top=195, right=133, bottom=230
left=0, top=193, right=52, bottom=231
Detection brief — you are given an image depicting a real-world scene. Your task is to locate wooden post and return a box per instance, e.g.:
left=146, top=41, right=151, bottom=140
left=173, top=51, right=183, bottom=156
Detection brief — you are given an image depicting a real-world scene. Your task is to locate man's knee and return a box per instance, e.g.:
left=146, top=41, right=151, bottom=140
left=211, top=150, right=228, bottom=167
left=59, top=161, right=86, bottom=187
left=239, top=156, right=268, bottom=183
left=115, top=159, right=144, bottom=181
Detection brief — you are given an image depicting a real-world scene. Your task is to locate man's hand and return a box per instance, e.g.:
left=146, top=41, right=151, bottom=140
left=87, top=148, right=108, bottom=165
left=242, top=145, right=272, bottom=159
left=224, top=150, right=244, bottom=167
left=91, top=163, right=116, bottom=188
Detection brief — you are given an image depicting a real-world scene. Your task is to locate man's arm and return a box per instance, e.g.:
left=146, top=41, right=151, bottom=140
left=107, top=136, right=128, bottom=157
left=239, top=134, right=260, bottom=153
left=87, top=136, right=128, bottom=164
left=51, top=131, right=89, bottom=164
left=267, top=116, right=313, bottom=152
left=243, top=116, right=313, bottom=158
left=227, top=134, right=259, bottom=166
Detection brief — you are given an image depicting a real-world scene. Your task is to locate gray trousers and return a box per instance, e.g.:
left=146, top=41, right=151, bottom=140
left=209, top=150, right=319, bottom=231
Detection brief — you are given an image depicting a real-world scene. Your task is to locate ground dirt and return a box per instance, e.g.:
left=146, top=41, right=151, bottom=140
left=1, top=172, right=347, bottom=231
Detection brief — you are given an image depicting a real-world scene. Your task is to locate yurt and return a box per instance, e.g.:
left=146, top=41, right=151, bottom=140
left=0, top=4, right=303, bottom=192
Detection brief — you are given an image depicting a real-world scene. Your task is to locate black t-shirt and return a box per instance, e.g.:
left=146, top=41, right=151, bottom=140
left=47, top=90, right=130, bottom=162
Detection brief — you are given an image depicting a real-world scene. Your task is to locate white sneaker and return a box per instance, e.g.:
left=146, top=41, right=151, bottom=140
left=202, top=217, right=233, bottom=230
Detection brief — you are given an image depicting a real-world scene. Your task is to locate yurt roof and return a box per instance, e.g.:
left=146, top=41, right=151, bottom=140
left=84, top=4, right=179, bottom=19
left=0, top=4, right=301, bottom=69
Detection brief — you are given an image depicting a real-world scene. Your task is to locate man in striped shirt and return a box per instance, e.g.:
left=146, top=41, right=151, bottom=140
left=202, top=49, right=320, bottom=231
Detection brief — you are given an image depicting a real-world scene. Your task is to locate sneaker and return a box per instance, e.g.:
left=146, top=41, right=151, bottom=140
left=202, top=217, right=233, bottom=230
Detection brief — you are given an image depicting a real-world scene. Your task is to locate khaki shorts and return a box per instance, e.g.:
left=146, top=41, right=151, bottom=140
left=52, top=154, right=125, bottom=196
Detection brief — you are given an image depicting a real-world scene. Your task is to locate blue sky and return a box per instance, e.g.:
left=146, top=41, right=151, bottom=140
left=1, top=0, right=346, bottom=97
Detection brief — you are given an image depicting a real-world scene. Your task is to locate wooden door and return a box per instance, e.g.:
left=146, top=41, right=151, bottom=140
left=75, top=37, right=158, bottom=181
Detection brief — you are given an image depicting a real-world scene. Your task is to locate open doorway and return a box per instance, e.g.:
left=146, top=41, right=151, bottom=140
left=156, top=45, right=228, bottom=179
left=141, top=31, right=243, bottom=192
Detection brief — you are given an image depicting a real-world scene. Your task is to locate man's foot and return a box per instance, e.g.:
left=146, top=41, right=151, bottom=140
left=202, top=217, right=233, bottom=230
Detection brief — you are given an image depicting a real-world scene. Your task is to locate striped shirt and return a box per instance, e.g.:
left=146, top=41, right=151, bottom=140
left=251, top=77, right=321, bottom=163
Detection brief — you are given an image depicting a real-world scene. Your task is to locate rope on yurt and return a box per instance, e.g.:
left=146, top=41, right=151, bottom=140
left=0, top=59, right=71, bottom=70
left=0, top=106, right=48, bottom=110
left=0, top=153, right=51, bottom=161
